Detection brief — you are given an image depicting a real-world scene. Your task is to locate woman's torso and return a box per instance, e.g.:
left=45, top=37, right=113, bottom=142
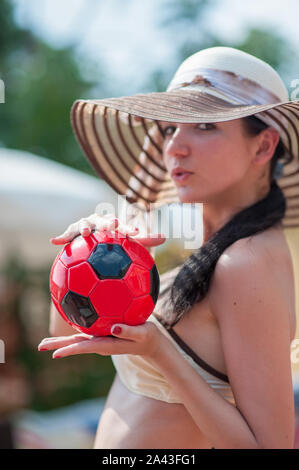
left=93, top=226, right=296, bottom=449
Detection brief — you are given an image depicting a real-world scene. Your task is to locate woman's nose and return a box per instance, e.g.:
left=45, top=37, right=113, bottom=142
left=165, top=129, right=190, bottom=158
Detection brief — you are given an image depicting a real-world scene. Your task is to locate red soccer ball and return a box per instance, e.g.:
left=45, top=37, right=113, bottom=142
left=49, top=230, right=160, bottom=336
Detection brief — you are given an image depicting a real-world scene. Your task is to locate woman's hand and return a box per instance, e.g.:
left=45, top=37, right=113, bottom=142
left=50, top=213, right=166, bottom=250
left=38, top=321, right=165, bottom=361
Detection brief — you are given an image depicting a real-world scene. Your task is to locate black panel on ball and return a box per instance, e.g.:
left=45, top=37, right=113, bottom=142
left=150, top=264, right=160, bottom=305
left=61, top=291, right=98, bottom=328
left=88, top=243, right=132, bottom=279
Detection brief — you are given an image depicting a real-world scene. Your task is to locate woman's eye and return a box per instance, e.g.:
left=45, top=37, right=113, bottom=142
left=197, top=123, right=215, bottom=130
left=162, top=125, right=176, bottom=136
left=161, top=123, right=215, bottom=136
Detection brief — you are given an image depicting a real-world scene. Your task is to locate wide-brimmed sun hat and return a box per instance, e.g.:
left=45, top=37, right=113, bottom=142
left=70, top=46, right=299, bottom=228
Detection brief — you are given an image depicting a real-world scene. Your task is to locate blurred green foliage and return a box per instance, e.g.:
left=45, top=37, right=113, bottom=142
left=149, top=0, right=296, bottom=94
left=0, top=255, right=115, bottom=412
left=0, top=0, right=103, bottom=175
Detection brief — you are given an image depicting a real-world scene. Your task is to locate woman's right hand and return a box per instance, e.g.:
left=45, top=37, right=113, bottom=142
left=50, top=213, right=166, bottom=250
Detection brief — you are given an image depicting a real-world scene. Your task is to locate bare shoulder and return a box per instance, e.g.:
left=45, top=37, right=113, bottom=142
left=212, top=224, right=294, bottom=285
left=214, top=224, right=291, bottom=272
left=209, top=225, right=296, bottom=340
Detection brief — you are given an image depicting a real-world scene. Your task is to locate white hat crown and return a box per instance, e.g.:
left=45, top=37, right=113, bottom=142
left=168, top=46, right=289, bottom=102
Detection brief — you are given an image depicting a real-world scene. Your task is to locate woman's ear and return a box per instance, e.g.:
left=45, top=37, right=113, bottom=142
left=253, top=127, right=280, bottom=166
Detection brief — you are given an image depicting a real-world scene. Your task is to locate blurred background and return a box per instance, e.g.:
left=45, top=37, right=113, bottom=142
left=1, top=0, right=299, bottom=449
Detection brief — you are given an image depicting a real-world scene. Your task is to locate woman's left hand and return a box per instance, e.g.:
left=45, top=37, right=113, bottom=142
left=38, top=322, right=164, bottom=360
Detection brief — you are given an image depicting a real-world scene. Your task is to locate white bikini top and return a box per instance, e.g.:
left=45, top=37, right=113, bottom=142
left=111, top=312, right=235, bottom=405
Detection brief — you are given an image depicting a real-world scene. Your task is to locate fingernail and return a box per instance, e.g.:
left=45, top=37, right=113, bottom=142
left=52, top=354, right=62, bottom=359
left=38, top=347, right=48, bottom=351
left=50, top=237, right=61, bottom=244
left=111, top=326, right=122, bottom=335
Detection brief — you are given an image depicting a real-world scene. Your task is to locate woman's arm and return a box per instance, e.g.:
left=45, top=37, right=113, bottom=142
left=210, top=240, right=294, bottom=448
left=49, top=301, right=77, bottom=337
left=150, top=239, right=294, bottom=449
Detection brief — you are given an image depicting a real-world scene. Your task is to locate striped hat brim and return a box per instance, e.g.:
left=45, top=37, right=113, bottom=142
left=70, top=89, right=299, bottom=228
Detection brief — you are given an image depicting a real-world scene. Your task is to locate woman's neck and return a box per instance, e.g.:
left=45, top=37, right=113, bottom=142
left=201, top=180, right=272, bottom=243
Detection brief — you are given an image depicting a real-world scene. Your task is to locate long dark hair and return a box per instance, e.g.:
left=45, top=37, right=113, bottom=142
left=156, top=116, right=286, bottom=328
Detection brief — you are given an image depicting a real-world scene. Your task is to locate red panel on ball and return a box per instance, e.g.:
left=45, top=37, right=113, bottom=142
left=124, top=294, right=155, bottom=325
left=89, top=279, right=132, bottom=317
left=68, top=262, right=99, bottom=297
left=124, top=263, right=151, bottom=296
left=122, top=238, right=154, bottom=270
left=50, top=259, right=69, bottom=303
left=60, top=235, right=97, bottom=267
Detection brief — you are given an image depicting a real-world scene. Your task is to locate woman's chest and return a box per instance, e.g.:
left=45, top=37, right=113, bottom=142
left=166, top=257, right=296, bottom=378
left=166, top=293, right=229, bottom=375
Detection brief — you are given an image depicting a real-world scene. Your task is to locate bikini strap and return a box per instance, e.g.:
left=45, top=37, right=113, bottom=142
left=166, top=325, right=230, bottom=384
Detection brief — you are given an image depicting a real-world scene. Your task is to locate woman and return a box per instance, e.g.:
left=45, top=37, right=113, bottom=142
left=38, top=47, right=299, bottom=449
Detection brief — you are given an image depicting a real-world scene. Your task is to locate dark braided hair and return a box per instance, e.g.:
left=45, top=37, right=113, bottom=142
left=157, top=116, right=287, bottom=328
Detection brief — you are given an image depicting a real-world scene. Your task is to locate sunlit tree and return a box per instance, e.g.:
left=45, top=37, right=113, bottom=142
left=0, top=0, right=105, bottom=174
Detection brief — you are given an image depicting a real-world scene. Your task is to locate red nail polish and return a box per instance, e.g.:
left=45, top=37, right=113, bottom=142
left=112, top=326, right=122, bottom=335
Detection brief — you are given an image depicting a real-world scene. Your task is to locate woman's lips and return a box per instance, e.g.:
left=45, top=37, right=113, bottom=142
left=172, top=171, right=193, bottom=182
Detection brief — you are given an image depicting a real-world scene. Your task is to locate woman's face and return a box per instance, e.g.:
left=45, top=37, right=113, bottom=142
left=160, top=118, right=258, bottom=204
